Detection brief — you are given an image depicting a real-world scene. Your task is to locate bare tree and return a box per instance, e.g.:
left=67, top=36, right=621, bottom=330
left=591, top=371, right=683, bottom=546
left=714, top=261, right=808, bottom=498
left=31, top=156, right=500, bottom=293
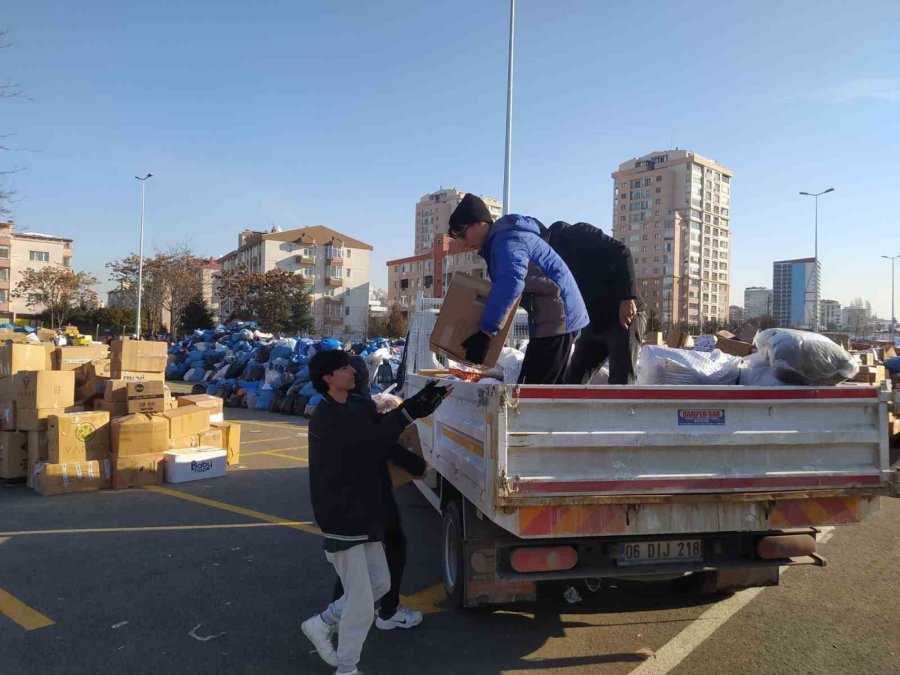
left=1, top=29, right=27, bottom=218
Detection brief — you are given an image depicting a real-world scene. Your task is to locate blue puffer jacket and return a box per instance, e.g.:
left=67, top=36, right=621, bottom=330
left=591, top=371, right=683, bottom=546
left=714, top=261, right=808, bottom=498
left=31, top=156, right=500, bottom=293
left=479, top=214, right=589, bottom=336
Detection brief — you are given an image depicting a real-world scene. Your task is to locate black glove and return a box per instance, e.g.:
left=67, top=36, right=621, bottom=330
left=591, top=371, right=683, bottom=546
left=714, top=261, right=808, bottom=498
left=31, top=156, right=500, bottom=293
left=400, top=380, right=451, bottom=420
left=461, top=331, right=491, bottom=365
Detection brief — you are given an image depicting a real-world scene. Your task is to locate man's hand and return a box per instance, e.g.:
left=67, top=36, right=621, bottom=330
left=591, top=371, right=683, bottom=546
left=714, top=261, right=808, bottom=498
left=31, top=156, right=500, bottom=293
left=619, top=299, right=637, bottom=329
left=461, top=331, right=491, bottom=364
left=399, top=380, right=453, bottom=420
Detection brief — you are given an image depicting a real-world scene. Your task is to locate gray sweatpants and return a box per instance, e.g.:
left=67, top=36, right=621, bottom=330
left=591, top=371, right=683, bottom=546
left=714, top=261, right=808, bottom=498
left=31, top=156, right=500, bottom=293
left=321, top=542, right=391, bottom=674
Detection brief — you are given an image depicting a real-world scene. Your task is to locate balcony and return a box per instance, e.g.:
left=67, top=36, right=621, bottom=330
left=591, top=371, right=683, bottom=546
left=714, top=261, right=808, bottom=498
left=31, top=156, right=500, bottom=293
left=325, top=247, right=344, bottom=264
left=325, top=276, right=344, bottom=287
left=294, top=253, right=316, bottom=265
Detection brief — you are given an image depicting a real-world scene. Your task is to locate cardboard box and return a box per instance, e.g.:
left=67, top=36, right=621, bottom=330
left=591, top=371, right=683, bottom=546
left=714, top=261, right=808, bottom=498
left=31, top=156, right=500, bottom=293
left=163, top=447, right=227, bottom=484
left=0, top=400, right=16, bottom=431
left=110, top=370, right=166, bottom=383
left=161, top=407, right=210, bottom=439
left=98, top=400, right=129, bottom=419
left=26, top=430, right=48, bottom=485
left=177, top=394, right=224, bottom=423
left=17, top=406, right=77, bottom=432
left=111, top=413, right=169, bottom=457
left=104, top=379, right=129, bottom=402
left=198, top=428, right=223, bottom=449
left=389, top=424, right=424, bottom=488
left=429, top=273, right=519, bottom=368
left=110, top=339, right=168, bottom=374
left=0, top=343, right=48, bottom=377
left=14, top=370, right=75, bottom=409
left=643, top=331, right=665, bottom=346
left=111, top=452, right=165, bottom=489
left=715, top=337, right=755, bottom=357
left=33, top=459, right=112, bottom=495
left=0, top=431, right=28, bottom=479
left=126, top=381, right=167, bottom=414
left=666, top=330, right=695, bottom=349
left=53, top=345, right=109, bottom=371
left=212, top=421, right=241, bottom=465
left=47, top=411, right=111, bottom=465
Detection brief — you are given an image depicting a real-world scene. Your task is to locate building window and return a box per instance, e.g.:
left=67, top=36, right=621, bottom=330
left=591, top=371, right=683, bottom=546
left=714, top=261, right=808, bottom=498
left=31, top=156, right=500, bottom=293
left=0, top=269, right=7, bottom=282
left=27, top=293, right=44, bottom=304
left=345, top=268, right=351, bottom=278
left=0, top=290, right=6, bottom=303
left=0, top=246, right=7, bottom=259
left=656, top=175, right=662, bottom=182
left=344, top=307, right=350, bottom=316
left=30, top=251, right=50, bottom=263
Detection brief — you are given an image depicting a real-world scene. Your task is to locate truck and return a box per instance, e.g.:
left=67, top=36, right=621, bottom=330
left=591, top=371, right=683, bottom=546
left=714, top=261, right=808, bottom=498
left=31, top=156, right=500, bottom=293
left=398, top=294, right=900, bottom=607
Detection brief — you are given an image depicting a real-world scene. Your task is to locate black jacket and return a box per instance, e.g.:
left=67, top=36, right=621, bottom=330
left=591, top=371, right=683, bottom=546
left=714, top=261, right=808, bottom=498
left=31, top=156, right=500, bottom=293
left=544, top=221, right=646, bottom=332
left=308, top=393, right=425, bottom=551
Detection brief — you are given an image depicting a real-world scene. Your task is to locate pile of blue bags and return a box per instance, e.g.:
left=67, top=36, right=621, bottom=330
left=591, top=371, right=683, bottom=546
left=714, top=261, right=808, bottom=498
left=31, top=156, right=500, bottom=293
left=166, top=324, right=398, bottom=418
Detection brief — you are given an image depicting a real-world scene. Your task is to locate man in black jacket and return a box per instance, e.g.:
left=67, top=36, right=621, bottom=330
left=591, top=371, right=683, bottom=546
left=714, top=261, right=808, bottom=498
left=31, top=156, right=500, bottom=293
left=301, top=350, right=450, bottom=674
left=541, top=221, right=647, bottom=385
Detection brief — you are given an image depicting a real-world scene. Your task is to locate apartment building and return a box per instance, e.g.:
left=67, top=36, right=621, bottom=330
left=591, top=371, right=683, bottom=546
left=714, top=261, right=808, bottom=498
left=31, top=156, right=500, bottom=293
left=744, top=286, right=773, bottom=320
left=0, top=221, right=75, bottom=323
left=773, top=257, right=821, bottom=330
left=219, top=225, right=372, bottom=338
left=820, top=299, right=842, bottom=330
left=387, top=234, right=485, bottom=322
left=612, top=150, right=733, bottom=328
left=415, top=188, right=501, bottom=254
left=197, top=258, right=221, bottom=323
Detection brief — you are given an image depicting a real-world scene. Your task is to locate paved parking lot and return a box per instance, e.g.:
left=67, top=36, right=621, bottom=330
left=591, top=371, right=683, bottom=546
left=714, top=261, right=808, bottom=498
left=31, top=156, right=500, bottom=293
left=1, top=408, right=898, bottom=675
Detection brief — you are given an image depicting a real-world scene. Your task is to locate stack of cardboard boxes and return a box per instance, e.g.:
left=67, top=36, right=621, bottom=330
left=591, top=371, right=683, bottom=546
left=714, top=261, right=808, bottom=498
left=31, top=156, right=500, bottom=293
left=0, top=337, right=240, bottom=495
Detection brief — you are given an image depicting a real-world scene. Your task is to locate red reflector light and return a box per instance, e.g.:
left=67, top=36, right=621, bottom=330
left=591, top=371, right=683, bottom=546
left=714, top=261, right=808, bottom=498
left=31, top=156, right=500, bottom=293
left=756, top=534, right=816, bottom=559
left=510, top=546, right=578, bottom=573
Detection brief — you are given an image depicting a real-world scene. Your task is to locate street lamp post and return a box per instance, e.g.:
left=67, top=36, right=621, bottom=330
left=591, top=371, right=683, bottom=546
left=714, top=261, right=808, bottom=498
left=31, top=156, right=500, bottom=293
left=883, top=254, right=899, bottom=345
left=134, top=173, right=152, bottom=338
left=799, top=187, right=834, bottom=332
left=501, top=0, right=515, bottom=216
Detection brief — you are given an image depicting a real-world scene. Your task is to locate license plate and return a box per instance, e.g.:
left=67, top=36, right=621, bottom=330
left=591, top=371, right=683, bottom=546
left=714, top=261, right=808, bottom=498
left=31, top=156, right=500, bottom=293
left=617, top=539, right=702, bottom=566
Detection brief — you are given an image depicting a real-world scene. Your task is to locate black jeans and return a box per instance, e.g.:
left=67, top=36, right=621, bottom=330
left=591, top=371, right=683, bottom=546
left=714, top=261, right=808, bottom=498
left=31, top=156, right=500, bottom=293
left=517, top=332, right=578, bottom=385
left=563, top=313, right=646, bottom=385
left=333, top=497, right=406, bottom=619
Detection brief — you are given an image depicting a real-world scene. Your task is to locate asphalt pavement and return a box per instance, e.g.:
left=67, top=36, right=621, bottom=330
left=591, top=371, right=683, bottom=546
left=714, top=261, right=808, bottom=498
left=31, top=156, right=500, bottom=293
left=0, top=407, right=897, bottom=675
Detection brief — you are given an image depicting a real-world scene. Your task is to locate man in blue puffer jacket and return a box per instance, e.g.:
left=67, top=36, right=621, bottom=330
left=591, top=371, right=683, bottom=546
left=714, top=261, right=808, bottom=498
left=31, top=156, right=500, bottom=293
left=448, top=194, right=589, bottom=384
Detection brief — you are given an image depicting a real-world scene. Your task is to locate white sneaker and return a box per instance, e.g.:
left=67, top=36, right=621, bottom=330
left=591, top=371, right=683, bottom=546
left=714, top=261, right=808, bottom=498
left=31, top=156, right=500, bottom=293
left=302, top=614, right=338, bottom=667
left=375, top=606, right=423, bottom=630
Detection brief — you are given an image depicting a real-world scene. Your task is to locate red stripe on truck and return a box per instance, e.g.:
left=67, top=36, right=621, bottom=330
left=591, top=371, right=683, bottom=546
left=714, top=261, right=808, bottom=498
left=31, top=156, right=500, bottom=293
left=512, top=473, right=882, bottom=494
left=516, top=387, right=879, bottom=401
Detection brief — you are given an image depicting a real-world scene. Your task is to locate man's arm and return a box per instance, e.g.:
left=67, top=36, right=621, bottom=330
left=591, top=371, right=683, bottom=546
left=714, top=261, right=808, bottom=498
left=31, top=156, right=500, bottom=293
left=479, top=233, right=530, bottom=335
left=385, top=443, right=426, bottom=477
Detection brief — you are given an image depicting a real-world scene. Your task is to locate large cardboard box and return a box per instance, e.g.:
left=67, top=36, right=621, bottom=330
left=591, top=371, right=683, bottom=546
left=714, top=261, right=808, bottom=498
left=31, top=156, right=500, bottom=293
left=110, top=370, right=166, bottom=383
left=47, top=411, right=111, bottom=465
left=126, top=381, right=167, bottom=414
left=110, top=339, right=168, bottom=374
left=389, top=424, right=423, bottom=488
left=15, top=371, right=75, bottom=409
left=0, top=343, right=48, bottom=377
left=168, top=433, right=200, bottom=450
left=33, top=459, right=112, bottom=495
left=212, top=421, right=241, bottom=465
left=111, top=414, right=169, bottom=457
left=53, top=345, right=109, bottom=371
left=715, top=336, right=754, bottom=357
left=0, top=400, right=16, bottom=431
left=104, top=379, right=129, bottom=402
left=26, top=430, right=48, bottom=485
left=161, top=407, right=210, bottom=439
left=198, top=428, right=223, bottom=449
left=429, top=273, right=519, bottom=368
left=18, top=406, right=81, bottom=432
left=0, top=431, right=28, bottom=479
left=666, top=330, right=695, bottom=349
left=98, top=400, right=129, bottom=419
left=111, top=452, right=165, bottom=489
left=177, top=394, right=224, bottom=421
left=163, top=447, right=227, bottom=484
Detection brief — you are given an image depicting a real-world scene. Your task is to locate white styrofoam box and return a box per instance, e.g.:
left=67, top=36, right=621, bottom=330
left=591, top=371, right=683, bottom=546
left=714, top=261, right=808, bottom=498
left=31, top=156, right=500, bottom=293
left=163, top=446, right=227, bottom=484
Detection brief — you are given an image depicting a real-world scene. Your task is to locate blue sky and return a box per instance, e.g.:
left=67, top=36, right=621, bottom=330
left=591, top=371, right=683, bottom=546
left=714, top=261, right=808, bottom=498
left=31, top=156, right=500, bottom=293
left=3, top=0, right=899, bottom=317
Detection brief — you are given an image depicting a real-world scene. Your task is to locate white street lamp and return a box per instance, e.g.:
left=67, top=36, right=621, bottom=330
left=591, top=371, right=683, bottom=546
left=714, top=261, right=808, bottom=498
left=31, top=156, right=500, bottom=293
left=134, top=173, right=152, bottom=338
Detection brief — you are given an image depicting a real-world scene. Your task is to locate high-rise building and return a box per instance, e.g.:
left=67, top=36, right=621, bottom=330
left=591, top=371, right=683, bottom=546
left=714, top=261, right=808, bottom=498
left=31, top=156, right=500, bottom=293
left=219, top=225, right=372, bottom=339
left=612, top=150, right=733, bottom=327
left=744, top=286, right=773, bottom=320
left=841, top=302, right=872, bottom=337
left=772, top=258, right=821, bottom=330
left=820, top=299, right=842, bottom=330
left=0, top=221, right=75, bottom=324
left=414, top=188, right=501, bottom=255
left=728, top=305, right=744, bottom=324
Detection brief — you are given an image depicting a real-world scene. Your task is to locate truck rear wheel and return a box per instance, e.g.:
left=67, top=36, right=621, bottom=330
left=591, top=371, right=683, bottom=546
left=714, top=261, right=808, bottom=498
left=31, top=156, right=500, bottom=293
left=442, top=501, right=465, bottom=608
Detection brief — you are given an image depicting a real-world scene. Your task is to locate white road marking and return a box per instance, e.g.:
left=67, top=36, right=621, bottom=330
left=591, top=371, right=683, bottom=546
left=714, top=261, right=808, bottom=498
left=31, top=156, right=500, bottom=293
left=628, top=526, right=837, bottom=675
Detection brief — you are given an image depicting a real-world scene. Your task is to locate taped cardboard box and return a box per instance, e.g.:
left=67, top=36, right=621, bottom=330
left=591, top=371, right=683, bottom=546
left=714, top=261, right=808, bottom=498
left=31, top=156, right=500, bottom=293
left=0, top=431, right=28, bottom=479
left=111, top=414, right=169, bottom=456
left=110, top=370, right=165, bottom=383
left=176, top=394, right=224, bottom=424
left=429, top=272, right=519, bottom=369
left=111, top=452, right=165, bottom=489
left=0, top=343, right=48, bottom=378
left=163, top=447, right=227, bottom=484
left=161, top=407, right=210, bottom=439
left=18, top=405, right=84, bottom=432
left=126, top=381, right=166, bottom=414
left=389, top=423, right=424, bottom=488
left=53, top=345, right=109, bottom=371
left=14, top=370, right=75, bottom=409
left=110, top=339, right=168, bottom=374
left=34, top=459, right=112, bottom=495
left=212, top=421, right=241, bottom=465
left=47, top=410, right=111, bottom=465
left=26, top=430, right=48, bottom=485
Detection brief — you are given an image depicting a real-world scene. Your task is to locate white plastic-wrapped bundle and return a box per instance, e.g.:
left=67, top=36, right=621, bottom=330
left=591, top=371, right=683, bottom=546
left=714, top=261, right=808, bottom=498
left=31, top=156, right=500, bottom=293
left=637, top=345, right=742, bottom=386
left=693, top=335, right=718, bottom=353
left=496, top=347, right=525, bottom=383
left=738, top=352, right=785, bottom=386
left=753, top=328, right=859, bottom=385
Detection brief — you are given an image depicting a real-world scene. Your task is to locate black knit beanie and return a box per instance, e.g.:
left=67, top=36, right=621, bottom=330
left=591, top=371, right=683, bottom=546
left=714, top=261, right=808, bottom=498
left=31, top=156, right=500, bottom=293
left=448, top=194, right=493, bottom=237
